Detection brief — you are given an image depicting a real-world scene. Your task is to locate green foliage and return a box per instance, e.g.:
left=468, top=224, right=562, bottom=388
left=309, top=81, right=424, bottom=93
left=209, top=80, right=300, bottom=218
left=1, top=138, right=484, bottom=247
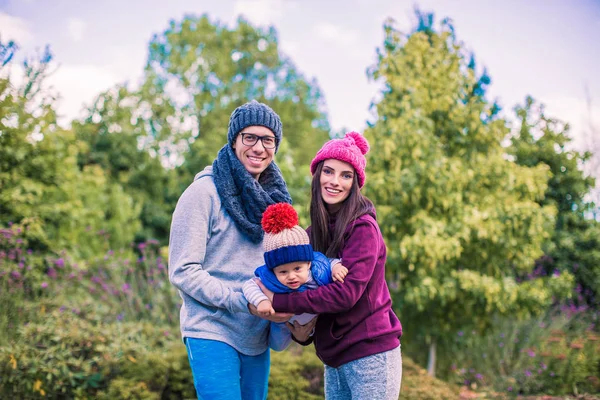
left=510, top=97, right=600, bottom=307
left=0, top=44, right=140, bottom=258
left=269, top=344, right=324, bottom=399
left=439, top=309, right=600, bottom=396
left=73, top=86, right=176, bottom=245
left=0, top=307, right=194, bottom=399
left=400, top=357, right=460, bottom=399
left=365, top=14, right=573, bottom=370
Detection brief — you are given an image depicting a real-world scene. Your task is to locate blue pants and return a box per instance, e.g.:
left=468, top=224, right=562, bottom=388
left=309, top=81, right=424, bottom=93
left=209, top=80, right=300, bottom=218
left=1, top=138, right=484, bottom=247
left=184, top=338, right=270, bottom=400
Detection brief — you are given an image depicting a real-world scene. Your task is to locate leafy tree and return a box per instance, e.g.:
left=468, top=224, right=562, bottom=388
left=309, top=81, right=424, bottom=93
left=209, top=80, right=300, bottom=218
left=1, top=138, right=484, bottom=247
left=364, top=15, right=573, bottom=376
left=0, top=42, right=139, bottom=257
left=73, top=86, right=176, bottom=244
left=510, top=97, right=600, bottom=307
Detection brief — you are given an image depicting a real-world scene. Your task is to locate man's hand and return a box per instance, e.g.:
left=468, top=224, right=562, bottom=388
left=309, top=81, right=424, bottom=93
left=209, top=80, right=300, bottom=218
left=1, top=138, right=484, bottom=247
left=248, top=303, right=292, bottom=323
left=287, top=317, right=318, bottom=343
left=332, top=263, right=348, bottom=283
left=257, top=300, right=275, bottom=316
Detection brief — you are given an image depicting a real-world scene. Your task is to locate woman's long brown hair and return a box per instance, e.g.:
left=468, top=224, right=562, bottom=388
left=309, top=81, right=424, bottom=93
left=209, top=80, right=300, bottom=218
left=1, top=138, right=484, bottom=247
left=309, top=161, right=374, bottom=258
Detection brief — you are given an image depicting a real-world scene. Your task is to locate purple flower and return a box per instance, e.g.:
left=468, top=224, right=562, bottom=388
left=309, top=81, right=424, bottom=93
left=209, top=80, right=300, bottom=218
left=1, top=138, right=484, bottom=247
left=475, top=374, right=483, bottom=380
left=117, top=313, right=124, bottom=321
left=41, top=282, right=48, bottom=289
left=54, top=258, right=65, bottom=268
left=525, top=370, right=532, bottom=377
left=122, top=283, right=131, bottom=291
left=553, top=269, right=560, bottom=277
left=458, top=331, right=464, bottom=336
left=10, top=271, right=21, bottom=279
left=508, top=386, right=513, bottom=392
left=59, top=306, right=66, bottom=312
left=499, top=342, right=504, bottom=348
left=528, top=350, right=535, bottom=357
left=27, top=249, right=33, bottom=255
left=47, top=268, right=57, bottom=279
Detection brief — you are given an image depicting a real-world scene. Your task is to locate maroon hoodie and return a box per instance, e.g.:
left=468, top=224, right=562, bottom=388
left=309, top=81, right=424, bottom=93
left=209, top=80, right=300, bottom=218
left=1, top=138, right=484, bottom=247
left=272, top=210, right=402, bottom=368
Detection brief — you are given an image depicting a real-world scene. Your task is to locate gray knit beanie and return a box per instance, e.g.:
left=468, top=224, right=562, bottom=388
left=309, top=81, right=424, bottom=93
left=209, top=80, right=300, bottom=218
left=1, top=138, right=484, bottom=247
left=227, top=100, right=283, bottom=152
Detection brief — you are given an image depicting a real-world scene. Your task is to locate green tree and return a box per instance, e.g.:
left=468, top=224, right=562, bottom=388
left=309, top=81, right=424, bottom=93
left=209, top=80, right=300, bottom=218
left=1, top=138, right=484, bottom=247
left=364, top=15, right=574, bottom=376
left=510, top=97, right=600, bottom=307
left=0, top=43, right=139, bottom=257
left=73, top=85, right=176, bottom=244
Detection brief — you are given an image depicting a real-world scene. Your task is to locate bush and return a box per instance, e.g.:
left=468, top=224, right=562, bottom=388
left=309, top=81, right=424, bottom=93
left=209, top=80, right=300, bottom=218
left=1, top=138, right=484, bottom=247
left=270, top=344, right=324, bottom=399
left=439, top=308, right=600, bottom=396
left=0, top=306, right=194, bottom=399
left=400, top=357, right=461, bottom=399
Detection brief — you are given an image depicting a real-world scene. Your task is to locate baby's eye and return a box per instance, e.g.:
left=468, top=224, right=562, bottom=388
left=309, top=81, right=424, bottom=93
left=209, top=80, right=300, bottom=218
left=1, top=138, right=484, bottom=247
left=343, top=174, right=353, bottom=179
left=323, top=169, right=332, bottom=175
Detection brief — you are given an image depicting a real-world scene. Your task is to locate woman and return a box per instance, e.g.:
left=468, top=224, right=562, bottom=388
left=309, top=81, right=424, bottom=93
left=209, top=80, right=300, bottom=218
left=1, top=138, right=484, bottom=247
left=168, top=100, right=293, bottom=400
left=258, top=131, right=403, bottom=399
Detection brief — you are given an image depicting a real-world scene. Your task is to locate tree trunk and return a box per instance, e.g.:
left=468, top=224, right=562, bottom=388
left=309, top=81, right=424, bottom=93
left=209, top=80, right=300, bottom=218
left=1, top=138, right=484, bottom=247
left=427, top=340, right=436, bottom=377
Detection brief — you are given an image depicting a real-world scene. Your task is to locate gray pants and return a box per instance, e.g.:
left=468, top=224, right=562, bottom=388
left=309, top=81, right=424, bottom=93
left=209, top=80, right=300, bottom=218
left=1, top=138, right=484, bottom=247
left=324, top=346, right=402, bottom=400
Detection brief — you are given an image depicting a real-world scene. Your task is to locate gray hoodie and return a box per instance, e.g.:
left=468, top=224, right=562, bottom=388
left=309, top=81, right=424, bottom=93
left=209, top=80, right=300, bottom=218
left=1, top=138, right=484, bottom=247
left=169, top=166, right=287, bottom=355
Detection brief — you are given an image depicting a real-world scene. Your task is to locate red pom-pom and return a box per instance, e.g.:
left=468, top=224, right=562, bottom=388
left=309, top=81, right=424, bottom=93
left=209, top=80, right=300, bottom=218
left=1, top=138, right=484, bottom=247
left=262, top=203, right=298, bottom=234
left=346, top=131, right=369, bottom=155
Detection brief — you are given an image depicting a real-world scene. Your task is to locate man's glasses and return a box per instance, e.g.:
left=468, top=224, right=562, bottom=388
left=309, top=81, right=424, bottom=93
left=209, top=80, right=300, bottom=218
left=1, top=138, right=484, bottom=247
left=240, top=133, right=277, bottom=149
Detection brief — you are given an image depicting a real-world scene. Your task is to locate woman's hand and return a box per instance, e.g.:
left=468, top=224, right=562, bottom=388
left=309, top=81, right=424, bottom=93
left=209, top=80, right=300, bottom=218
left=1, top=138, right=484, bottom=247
left=248, top=303, right=292, bottom=323
left=286, top=317, right=317, bottom=343
left=255, top=279, right=275, bottom=302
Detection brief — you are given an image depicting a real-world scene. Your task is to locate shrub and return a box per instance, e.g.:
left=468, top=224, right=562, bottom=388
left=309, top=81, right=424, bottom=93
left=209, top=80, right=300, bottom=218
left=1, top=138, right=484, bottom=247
left=439, top=308, right=600, bottom=396
left=0, top=306, right=194, bottom=399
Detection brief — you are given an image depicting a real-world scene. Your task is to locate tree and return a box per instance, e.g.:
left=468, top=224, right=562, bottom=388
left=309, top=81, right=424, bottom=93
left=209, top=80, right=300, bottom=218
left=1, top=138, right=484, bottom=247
left=0, top=42, right=139, bottom=257
left=73, top=85, right=176, bottom=244
left=364, top=15, right=573, bottom=376
left=510, top=97, right=600, bottom=307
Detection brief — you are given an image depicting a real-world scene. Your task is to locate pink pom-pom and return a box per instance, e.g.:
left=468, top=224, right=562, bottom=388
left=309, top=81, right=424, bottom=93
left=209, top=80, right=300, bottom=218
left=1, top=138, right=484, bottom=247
left=346, top=131, right=369, bottom=155
left=262, top=203, right=298, bottom=234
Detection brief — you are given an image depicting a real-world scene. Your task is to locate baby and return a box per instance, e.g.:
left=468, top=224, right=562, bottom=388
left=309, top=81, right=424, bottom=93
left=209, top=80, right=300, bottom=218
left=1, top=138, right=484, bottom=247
left=243, top=203, right=348, bottom=327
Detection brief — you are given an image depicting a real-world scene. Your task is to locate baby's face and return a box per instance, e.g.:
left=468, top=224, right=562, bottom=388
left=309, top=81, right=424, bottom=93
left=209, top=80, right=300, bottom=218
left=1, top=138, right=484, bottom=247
left=273, top=261, right=310, bottom=289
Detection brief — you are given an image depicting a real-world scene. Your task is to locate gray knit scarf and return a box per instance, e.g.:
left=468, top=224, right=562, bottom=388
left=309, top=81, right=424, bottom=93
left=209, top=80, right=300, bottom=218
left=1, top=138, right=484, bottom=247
left=212, top=144, right=292, bottom=243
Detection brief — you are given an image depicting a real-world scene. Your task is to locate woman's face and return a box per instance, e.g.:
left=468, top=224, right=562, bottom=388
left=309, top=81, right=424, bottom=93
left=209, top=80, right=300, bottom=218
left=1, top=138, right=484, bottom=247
left=232, top=125, right=275, bottom=179
left=319, top=159, right=354, bottom=213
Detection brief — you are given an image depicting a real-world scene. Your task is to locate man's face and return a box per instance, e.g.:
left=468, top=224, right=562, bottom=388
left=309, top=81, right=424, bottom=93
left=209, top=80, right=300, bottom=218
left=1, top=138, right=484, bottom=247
left=232, top=125, right=276, bottom=179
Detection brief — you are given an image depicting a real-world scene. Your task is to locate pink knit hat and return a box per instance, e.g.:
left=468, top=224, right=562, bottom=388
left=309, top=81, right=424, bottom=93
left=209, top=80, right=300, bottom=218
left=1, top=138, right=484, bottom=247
left=310, top=131, right=370, bottom=188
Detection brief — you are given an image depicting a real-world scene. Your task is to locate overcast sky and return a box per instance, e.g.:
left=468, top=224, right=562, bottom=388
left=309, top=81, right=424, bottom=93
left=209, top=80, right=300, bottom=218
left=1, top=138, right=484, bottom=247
left=1, top=0, right=599, bottom=152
